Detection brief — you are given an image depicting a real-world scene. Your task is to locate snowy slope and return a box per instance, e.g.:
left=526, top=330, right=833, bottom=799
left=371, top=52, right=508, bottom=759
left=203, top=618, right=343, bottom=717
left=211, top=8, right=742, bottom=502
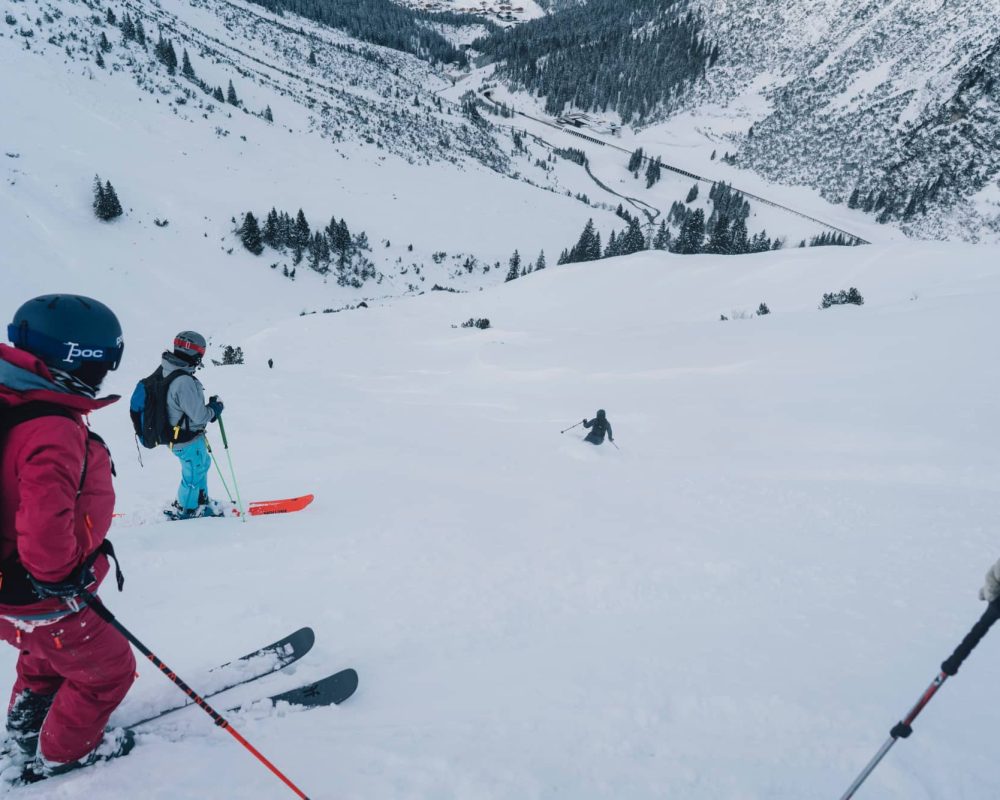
left=1, top=0, right=625, bottom=304
left=4, top=240, right=1000, bottom=798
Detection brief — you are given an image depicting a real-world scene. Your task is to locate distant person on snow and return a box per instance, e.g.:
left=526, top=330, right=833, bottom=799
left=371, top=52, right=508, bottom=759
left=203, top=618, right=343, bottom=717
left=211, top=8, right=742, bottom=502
left=160, top=331, right=225, bottom=519
left=582, top=409, right=613, bottom=446
left=0, top=295, right=135, bottom=779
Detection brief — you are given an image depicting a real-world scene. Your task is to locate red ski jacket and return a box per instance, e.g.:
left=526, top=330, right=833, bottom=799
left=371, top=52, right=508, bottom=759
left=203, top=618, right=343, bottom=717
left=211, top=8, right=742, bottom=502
left=0, top=344, right=116, bottom=618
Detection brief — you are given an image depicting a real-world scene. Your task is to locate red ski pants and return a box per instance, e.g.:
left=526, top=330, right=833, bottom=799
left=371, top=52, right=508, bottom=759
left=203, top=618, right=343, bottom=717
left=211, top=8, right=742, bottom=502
left=0, top=605, right=136, bottom=763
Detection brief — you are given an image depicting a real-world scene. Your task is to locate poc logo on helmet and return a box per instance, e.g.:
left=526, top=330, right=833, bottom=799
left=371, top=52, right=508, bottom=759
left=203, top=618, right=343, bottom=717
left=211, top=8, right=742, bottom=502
left=64, top=341, right=105, bottom=363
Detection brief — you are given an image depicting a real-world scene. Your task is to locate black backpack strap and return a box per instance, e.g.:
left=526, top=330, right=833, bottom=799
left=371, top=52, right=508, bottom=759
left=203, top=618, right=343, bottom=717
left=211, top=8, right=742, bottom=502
left=164, top=370, right=195, bottom=442
left=2, top=402, right=76, bottom=432
left=2, top=402, right=89, bottom=492
left=85, top=540, right=125, bottom=592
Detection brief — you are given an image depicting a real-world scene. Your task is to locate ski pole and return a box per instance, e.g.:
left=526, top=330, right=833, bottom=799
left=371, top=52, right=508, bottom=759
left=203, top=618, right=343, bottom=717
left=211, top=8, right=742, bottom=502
left=838, top=599, right=1000, bottom=800
left=78, top=590, right=311, bottom=799
left=560, top=421, right=584, bottom=434
left=216, top=415, right=246, bottom=522
left=205, top=437, right=235, bottom=504
left=610, top=439, right=620, bottom=451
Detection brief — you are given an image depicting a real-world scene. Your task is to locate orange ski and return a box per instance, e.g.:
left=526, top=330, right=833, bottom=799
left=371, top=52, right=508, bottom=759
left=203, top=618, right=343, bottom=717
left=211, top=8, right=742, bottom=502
left=247, top=494, right=315, bottom=516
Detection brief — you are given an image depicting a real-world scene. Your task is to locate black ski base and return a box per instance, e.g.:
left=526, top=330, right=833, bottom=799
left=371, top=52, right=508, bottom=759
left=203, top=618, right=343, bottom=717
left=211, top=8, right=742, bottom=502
left=231, top=668, right=359, bottom=712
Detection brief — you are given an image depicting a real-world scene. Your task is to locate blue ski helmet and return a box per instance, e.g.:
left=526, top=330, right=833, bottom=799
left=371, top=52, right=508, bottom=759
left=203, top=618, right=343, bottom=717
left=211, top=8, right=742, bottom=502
left=8, top=295, right=124, bottom=374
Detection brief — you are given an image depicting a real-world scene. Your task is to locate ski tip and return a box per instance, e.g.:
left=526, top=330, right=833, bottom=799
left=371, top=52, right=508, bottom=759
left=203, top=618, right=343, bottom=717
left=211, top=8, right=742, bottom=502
left=336, top=669, right=359, bottom=704
left=297, top=627, right=316, bottom=650
left=247, top=494, right=315, bottom=516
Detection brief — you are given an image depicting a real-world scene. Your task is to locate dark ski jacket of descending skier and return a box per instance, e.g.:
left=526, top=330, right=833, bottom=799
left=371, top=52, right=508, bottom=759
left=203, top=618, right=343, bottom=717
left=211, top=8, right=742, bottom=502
left=583, top=410, right=613, bottom=445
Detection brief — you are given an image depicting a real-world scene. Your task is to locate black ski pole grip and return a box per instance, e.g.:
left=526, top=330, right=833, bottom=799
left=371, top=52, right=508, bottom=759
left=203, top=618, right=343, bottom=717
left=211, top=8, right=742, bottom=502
left=941, top=600, right=1000, bottom=675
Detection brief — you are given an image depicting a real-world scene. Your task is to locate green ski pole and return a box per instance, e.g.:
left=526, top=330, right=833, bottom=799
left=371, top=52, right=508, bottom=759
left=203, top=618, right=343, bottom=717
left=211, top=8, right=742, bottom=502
left=205, top=437, right=234, bottom=503
left=216, top=416, right=246, bottom=522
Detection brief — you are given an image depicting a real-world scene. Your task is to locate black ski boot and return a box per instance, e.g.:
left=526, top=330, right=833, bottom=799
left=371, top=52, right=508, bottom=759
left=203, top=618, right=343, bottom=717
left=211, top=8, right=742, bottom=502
left=6, top=689, right=55, bottom=758
left=20, top=728, right=135, bottom=783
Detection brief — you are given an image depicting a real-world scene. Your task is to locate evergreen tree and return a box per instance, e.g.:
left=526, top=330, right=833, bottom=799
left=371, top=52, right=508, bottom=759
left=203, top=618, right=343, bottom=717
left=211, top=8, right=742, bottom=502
left=505, top=250, right=521, bottom=282
left=569, top=219, right=600, bottom=263
left=92, top=175, right=105, bottom=216
left=645, top=157, right=662, bottom=189
left=862, top=189, right=876, bottom=213
left=182, top=49, right=196, bottom=80
left=627, top=147, right=644, bottom=173
left=604, top=230, right=619, bottom=259
left=685, top=183, right=699, bottom=203
left=121, top=14, right=136, bottom=43
left=95, top=49, right=105, bottom=68
left=308, top=49, right=317, bottom=66
left=99, top=32, right=112, bottom=53
left=264, top=105, right=274, bottom=122
left=674, top=209, right=705, bottom=254
left=239, top=212, right=264, bottom=255
left=756, top=302, right=770, bottom=316
left=93, top=176, right=123, bottom=221
left=620, top=218, right=646, bottom=256
left=262, top=208, right=280, bottom=248
left=705, top=213, right=732, bottom=255
left=227, top=80, right=239, bottom=106
left=155, top=34, right=177, bottom=73
left=213, top=86, right=225, bottom=103
left=653, top=220, right=670, bottom=250
left=106, top=8, right=117, bottom=25
left=293, top=209, right=310, bottom=264
left=729, top=217, right=749, bottom=255
left=308, top=231, right=330, bottom=272
left=135, top=18, right=147, bottom=47
left=102, top=180, right=123, bottom=219
left=536, top=250, right=546, bottom=271
left=847, top=188, right=861, bottom=209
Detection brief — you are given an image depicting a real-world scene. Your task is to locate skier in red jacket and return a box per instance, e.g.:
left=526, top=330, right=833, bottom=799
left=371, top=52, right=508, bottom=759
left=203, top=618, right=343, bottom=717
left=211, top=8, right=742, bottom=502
left=0, top=295, right=135, bottom=780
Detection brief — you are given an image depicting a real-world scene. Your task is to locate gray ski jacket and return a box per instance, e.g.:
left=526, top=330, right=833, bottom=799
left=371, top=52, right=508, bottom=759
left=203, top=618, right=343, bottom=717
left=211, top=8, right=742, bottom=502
left=161, top=352, right=214, bottom=438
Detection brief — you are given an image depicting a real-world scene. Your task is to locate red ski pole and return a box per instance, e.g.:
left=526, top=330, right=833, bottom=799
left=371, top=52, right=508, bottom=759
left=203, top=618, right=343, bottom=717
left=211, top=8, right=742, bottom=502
left=839, top=599, right=1000, bottom=799
left=80, top=590, right=311, bottom=799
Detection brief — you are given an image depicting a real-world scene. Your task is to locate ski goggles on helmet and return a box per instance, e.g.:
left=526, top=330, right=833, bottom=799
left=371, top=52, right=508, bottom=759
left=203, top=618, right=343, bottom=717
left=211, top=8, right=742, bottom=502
left=8, top=324, right=125, bottom=370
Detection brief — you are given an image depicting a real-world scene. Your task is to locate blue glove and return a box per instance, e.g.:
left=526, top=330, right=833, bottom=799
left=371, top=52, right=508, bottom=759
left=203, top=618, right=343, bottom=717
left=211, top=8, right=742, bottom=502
left=29, top=565, right=95, bottom=600
left=208, top=396, right=224, bottom=421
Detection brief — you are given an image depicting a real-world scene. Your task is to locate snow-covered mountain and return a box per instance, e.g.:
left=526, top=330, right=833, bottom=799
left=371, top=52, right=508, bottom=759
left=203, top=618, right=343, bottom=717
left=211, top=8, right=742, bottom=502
left=474, top=0, right=1000, bottom=241
left=690, top=0, right=1000, bottom=241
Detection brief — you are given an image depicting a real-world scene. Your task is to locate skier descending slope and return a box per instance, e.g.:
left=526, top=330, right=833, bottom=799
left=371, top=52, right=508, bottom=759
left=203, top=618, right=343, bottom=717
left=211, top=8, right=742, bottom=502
left=156, top=331, right=226, bottom=520
left=0, top=295, right=135, bottom=779
left=582, top=409, right=614, bottom=446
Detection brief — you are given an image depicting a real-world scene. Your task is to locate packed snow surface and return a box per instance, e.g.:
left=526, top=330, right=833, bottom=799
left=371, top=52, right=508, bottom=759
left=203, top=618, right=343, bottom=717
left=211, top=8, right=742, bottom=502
left=4, top=241, right=1000, bottom=798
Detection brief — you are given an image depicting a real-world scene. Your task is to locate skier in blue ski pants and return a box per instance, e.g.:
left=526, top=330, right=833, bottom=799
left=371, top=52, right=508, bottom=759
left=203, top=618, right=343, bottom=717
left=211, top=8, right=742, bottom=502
left=161, top=331, right=224, bottom=517
left=172, top=436, right=211, bottom=510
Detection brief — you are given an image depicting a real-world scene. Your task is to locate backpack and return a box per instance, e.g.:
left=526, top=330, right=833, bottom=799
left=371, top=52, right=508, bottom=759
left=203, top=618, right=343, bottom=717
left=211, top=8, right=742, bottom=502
left=129, top=367, right=186, bottom=449
left=0, top=402, right=86, bottom=605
